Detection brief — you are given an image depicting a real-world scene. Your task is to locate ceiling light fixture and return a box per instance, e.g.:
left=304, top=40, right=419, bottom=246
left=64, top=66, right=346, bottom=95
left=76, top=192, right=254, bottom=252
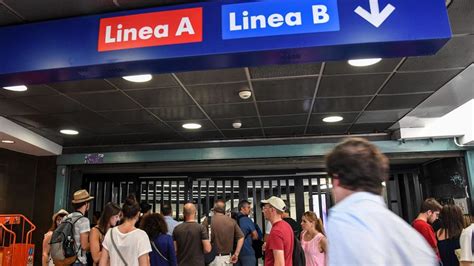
left=3, top=85, right=28, bottom=92
left=348, top=58, right=382, bottom=67
left=60, top=129, right=79, bottom=135
left=323, top=116, right=343, bottom=123
left=122, top=74, right=152, bottom=83
left=1, top=140, right=14, bottom=144
left=182, top=123, right=202, bottom=129
left=238, top=89, right=252, bottom=100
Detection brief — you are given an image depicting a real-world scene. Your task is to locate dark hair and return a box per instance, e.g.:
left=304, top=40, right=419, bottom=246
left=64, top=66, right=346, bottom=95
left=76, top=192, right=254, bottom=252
left=98, top=202, right=121, bottom=232
left=122, top=195, right=141, bottom=219
left=72, top=201, right=88, bottom=210
left=215, top=198, right=226, bottom=204
left=420, top=198, right=442, bottom=213
left=161, top=203, right=173, bottom=216
left=93, top=211, right=101, bottom=220
left=325, top=137, right=389, bottom=195
left=238, top=200, right=251, bottom=211
left=140, top=202, right=152, bottom=213
left=140, top=213, right=168, bottom=240
left=439, top=204, right=464, bottom=239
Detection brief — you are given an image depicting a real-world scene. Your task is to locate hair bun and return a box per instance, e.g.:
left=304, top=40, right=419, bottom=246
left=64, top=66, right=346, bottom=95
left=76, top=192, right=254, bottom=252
left=125, top=195, right=137, bottom=205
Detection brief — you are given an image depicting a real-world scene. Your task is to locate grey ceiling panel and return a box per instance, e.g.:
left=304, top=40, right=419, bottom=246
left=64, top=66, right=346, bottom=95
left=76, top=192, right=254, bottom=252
left=309, top=112, right=360, bottom=125
left=125, top=87, right=194, bottom=107
left=356, top=109, right=411, bottom=123
left=85, top=125, right=137, bottom=136
left=380, top=70, right=461, bottom=95
left=167, top=120, right=215, bottom=132
left=306, top=124, right=351, bottom=135
left=313, top=97, right=371, bottom=113
left=187, top=82, right=248, bottom=105
left=0, top=4, right=22, bottom=25
left=213, top=117, right=261, bottom=130
left=250, top=63, right=321, bottom=79
left=367, top=93, right=431, bottom=110
left=0, top=99, right=40, bottom=116
left=175, top=68, right=247, bottom=85
left=258, top=100, right=312, bottom=116
left=222, top=129, right=264, bottom=139
left=253, top=78, right=317, bottom=101
left=349, top=123, right=394, bottom=133
left=0, top=85, right=58, bottom=98
left=203, top=103, right=257, bottom=119
left=124, top=123, right=175, bottom=134
left=54, top=111, right=114, bottom=128
left=317, top=74, right=388, bottom=97
left=69, top=92, right=139, bottom=111
left=324, top=58, right=401, bottom=75
left=106, top=74, right=178, bottom=90
left=16, top=95, right=84, bottom=113
left=150, top=106, right=207, bottom=121
left=264, top=126, right=305, bottom=137
left=261, top=114, right=308, bottom=127
left=49, top=79, right=116, bottom=94
left=448, top=0, right=474, bottom=34
left=8, top=114, right=71, bottom=129
left=99, top=110, right=156, bottom=124
left=400, top=35, right=474, bottom=71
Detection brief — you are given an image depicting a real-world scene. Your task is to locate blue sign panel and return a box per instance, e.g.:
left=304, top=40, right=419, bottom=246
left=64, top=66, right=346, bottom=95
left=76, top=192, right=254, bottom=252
left=221, top=0, right=340, bottom=39
left=0, top=0, right=451, bottom=86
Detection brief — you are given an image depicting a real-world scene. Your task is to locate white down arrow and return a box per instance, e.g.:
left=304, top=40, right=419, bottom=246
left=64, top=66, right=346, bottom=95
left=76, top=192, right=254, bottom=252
left=355, top=0, right=395, bottom=28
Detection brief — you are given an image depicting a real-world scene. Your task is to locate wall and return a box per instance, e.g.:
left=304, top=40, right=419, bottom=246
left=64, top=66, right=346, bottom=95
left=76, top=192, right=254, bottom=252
left=0, top=148, right=57, bottom=265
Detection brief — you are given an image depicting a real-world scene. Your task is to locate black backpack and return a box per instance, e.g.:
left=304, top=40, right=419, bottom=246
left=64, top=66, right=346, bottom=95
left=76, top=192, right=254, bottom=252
left=292, top=234, right=306, bottom=266
left=50, top=213, right=85, bottom=264
left=232, top=213, right=264, bottom=259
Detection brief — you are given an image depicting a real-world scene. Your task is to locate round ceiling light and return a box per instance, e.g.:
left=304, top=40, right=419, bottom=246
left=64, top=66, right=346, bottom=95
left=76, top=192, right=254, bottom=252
left=60, top=129, right=79, bottom=135
left=348, top=58, right=382, bottom=67
left=122, top=74, right=152, bottom=83
left=1, top=140, right=14, bottom=144
left=3, top=85, right=28, bottom=92
left=322, top=116, right=343, bottom=123
left=182, top=123, right=202, bottom=130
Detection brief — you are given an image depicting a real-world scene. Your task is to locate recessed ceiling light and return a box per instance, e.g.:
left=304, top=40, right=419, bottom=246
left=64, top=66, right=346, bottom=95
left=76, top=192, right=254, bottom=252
left=348, top=58, right=382, bottom=67
left=122, top=74, right=152, bottom=83
left=182, top=123, right=202, bottom=129
left=3, top=85, right=28, bottom=92
left=1, top=140, right=14, bottom=144
left=60, top=129, right=79, bottom=135
left=323, top=116, right=343, bottom=123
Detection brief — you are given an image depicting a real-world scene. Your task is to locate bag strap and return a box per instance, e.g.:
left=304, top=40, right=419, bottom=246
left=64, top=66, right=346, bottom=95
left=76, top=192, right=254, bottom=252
left=151, top=240, right=169, bottom=262
left=110, top=228, right=128, bottom=266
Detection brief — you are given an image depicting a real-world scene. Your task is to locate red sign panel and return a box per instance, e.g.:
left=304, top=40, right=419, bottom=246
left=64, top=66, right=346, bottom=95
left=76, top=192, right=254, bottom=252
left=98, top=7, right=203, bottom=52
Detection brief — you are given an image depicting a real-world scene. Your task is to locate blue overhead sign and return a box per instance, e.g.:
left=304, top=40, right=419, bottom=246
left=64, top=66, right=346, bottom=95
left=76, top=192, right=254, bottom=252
left=0, top=0, right=451, bottom=86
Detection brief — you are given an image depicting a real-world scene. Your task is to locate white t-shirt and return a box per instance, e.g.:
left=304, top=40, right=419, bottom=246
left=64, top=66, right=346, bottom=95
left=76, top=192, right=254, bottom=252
left=63, top=212, right=90, bottom=264
left=102, top=227, right=152, bottom=266
left=460, top=224, right=474, bottom=263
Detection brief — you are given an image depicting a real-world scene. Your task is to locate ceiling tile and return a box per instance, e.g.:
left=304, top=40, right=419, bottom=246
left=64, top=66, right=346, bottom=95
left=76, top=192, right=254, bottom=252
left=380, top=70, right=461, bottom=95
left=313, top=97, right=371, bottom=113
left=264, top=126, right=305, bottom=137
left=167, top=120, right=215, bottom=132
left=261, top=114, right=307, bottom=127
left=0, top=5, right=22, bottom=25
left=106, top=74, right=178, bottom=90
left=69, top=92, right=139, bottom=111
left=324, top=58, right=401, bottom=75
left=203, top=103, right=257, bottom=119
left=250, top=63, right=321, bottom=79
left=125, top=87, right=194, bottom=107
left=85, top=125, right=137, bottom=136
left=124, top=123, right=176, bottom=135
left=49, top=79, right=116, bottom=94
left=317, top=74, right=388, bottom=97
left=306, top=124, right=351, bottom=135
left=8, top=114, right=70, bottom=129
left=222, top=129, right=264, bottom=139
left=366, top=94, right=431, bottom=111
left=0, top=84, right=58, bottom=98
left=253, top=78, right=317, bottom=101
left=448, top=0, right=474, bottom=35
left=356, top=109, right=411, bottom=123
left=187, top=82, right=248, bottom=105
left=0, top=99, right=41, bottom=116
left=98, top=110, right=157, bottom=124
left=213, top=117, right=261, bottom=130
left=258, top=100, right=312, bottom=116
left=309, top=112, right=359, bottom=125
left=54, top=111, right=115, bottom=128
left=175, top=68, right=247, bottom=85
left=16, top=95, right=84, bottom=113
left=150, top=106, right=207, bottom=121
left=400, top=35, right=474, bottom=71
left=349, top=123, right=394, bottom=133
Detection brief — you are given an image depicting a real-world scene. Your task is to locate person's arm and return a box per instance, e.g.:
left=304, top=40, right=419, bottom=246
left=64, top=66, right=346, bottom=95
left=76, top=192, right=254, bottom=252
left=251, top=230, right=258, bottom=240
left=80, top=232, right=90, bottom=251
left=319, top=236, right=327, bottom=253
left=42, top=232, right=52, bottom=266
left=89, top=228, right=102, bottom=264
left=174, top=241, right=178, bottom=254
left=273, top=250, right=285, bottom=266
left=231, top=237, right=244, bottom=263
left=167, top=237, right=178, bottom=266
left=461, top=262, right=473, bottom=266
left=138, top=253, right=150, bottom=266
left=202, top=239, right=212, bottom=254
left=98, top=248, right=109, bottom=266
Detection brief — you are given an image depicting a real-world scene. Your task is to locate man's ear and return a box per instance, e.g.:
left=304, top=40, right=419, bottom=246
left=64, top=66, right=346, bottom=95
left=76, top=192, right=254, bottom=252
left=331, top=175, right=340, bottom=187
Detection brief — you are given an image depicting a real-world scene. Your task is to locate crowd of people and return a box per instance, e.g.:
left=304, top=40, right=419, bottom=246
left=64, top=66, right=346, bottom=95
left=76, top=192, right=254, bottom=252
left=42, top=137, right=474, bottom=266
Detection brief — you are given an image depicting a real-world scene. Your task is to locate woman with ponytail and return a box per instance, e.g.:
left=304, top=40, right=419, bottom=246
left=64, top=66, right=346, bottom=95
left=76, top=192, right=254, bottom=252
left=300, top=211, right=327, bottom=266
left=100, top=195, right=152, bottom=266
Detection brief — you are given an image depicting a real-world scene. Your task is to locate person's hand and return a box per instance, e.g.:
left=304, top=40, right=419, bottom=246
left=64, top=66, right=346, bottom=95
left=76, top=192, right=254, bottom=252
left=230, top=253, right=239, bottom=264
left=262, top=242, right=267, bottom=252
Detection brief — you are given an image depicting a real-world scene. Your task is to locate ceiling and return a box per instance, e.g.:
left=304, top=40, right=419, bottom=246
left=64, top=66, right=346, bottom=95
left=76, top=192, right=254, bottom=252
left=0, top=0, right=473, bottom=153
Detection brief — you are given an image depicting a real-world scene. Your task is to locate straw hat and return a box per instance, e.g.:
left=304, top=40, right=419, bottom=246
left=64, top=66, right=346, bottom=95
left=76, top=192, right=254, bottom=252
left=71, top=189, right=94, bottom=204
left=52, top=209, right=69, bottom=222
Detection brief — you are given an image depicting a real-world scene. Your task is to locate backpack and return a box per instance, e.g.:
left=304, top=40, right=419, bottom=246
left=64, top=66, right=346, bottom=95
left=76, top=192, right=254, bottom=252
left=232, top=212, right=264, bottom=259
left=292, top=234, right=306, bottom=266
left=50, top=213, right=85, bottom=265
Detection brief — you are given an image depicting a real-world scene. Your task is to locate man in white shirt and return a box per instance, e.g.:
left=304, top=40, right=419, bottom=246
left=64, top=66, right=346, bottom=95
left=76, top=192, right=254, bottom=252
left=161, top=203, right=180, bottom=235
left=325, top=138, right=437, bottom=265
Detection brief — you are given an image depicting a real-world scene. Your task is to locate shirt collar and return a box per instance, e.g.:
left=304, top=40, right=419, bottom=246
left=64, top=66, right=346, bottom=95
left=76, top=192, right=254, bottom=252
left=333, top=191, right=386, bottom=210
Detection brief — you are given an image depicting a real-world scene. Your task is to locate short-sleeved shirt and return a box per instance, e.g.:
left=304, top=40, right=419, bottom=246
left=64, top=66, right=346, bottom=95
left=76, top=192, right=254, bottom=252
left=238, top=214, right=257, bottom=256
left=459, top=224, right=474, bottom=263
left=173, top=221, right=209, bottom=266
left=164, top=216, right=180, bottom=235
left=211, top=213, right=244, bottom=254
left=63, top=212, right=90, bottom=264
left=413, top=219, right=440, bottom=259
left=265, top=220, right=294, bottom=266
left=102, top=227, right=151, bottom=266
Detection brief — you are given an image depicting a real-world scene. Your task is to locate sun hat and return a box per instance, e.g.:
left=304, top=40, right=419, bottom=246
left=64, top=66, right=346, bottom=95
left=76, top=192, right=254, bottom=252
left=261, top=196, right=286, bottom=212
left=71, top=189, right=94, bottom=204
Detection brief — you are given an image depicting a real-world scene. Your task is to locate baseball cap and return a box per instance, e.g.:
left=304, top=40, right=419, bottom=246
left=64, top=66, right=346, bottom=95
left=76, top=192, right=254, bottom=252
left=261, top=196, right=286, bottom=212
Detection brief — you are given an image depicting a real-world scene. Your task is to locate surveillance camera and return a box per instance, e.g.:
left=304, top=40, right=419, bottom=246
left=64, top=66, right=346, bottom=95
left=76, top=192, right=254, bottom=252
left=239, top=90, right=252, bottom=100
left=232, top=121, right=242, bottom=129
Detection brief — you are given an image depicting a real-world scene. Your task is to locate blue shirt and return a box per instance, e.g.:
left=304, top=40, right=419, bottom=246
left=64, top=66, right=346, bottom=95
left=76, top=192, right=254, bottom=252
left=238, top=214, right=257, bottom=256
left=150, top=234, right=177, bottom=266
left=164, top=216, right=180, bottom=235
left=327, top=192, right=437, bottom=266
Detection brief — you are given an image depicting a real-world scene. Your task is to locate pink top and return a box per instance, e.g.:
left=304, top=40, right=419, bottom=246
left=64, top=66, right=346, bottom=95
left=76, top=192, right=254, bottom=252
left=300, top=231, right=326, bottom=266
